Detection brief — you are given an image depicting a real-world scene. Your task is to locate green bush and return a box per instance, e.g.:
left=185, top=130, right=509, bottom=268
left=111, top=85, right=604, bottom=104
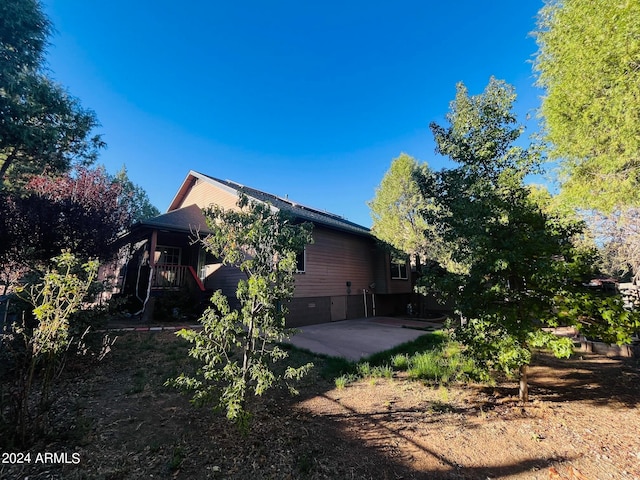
left=390, top=354, right=410, bottom=370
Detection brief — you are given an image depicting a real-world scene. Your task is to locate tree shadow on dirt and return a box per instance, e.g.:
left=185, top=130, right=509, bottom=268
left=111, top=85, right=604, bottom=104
left=472, top=352, right=640, bottom=411
left=288, top=391, right=575, bottom=480
left=526, top=352, right=638, bottom=408
left=6, top=331, right=631, bottom=480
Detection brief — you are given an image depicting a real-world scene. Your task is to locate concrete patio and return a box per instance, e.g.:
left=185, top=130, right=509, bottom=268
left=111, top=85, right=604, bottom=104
left=285, top=316, right=444, bottom=361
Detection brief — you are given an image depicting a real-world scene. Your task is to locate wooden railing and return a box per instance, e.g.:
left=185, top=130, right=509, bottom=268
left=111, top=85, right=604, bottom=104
left=151, top=264, right=206, bottom=291
left=151, top=265, right=188, bottom=289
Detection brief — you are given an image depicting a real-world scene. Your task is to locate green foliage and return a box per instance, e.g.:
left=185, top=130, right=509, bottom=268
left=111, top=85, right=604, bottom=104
left=534, top=0, right=640, bottom=210
left=16, top=251, right=99, bottom=356
left=112, top=165, right=160, bottom=223
left=406, top=341, right=478, bottom=384
left=390, top=353, right=410, bottom=370
left=368, top=154, right=444, bottom=266
left=327, top=332, right=478, bottom=388
left=334, top=374, right=356, bottom=389
left=1, top=251, right=99, bottom=447
left=356, top=361, right=372, bottom=377
left=558, top=291, right=640, bottom=345
left=371, top=364, right=394, bottom=379
left=415, top=78, right=632, bottom=400
left=166, top=196, right=314, bottom=428
left=0, top=0, right=103, bottom=189
left=364, top=331, right=448, bottom=366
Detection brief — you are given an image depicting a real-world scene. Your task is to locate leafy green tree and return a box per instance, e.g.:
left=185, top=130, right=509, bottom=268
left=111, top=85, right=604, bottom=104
left=534, top=0, right=640, bottom=210
left=416, top=78, right=615, bottom=402
left=368, top=153, right=445, bottom=269
left=113, top=166, right=161, bottom=222
left=167, top=196, right=314, bottom=428
left=1, top=251, right=99, bottom=446
left=0, top=0, right=103, bottom=189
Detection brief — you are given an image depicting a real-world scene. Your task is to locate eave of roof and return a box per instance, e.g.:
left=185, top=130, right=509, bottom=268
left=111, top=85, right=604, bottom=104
left=117, top=204, right=211, bottom=244
left=190, top=171, right=372, bottom=237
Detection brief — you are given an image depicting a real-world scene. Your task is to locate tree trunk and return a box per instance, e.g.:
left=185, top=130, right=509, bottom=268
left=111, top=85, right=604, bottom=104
left=519, top=364, right=529, bottom=403
left=0, top=148, right=18, bottom=181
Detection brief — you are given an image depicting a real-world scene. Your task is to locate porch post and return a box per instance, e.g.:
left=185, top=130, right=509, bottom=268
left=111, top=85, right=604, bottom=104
left=149, top=230, right=158, bottom=270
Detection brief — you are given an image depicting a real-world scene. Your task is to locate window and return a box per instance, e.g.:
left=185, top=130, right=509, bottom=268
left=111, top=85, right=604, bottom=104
left=155, top=246, right=181, bottom=265
left=390, top=261, right=408, bottom=280
left=296, top=248, right=306, bottom=273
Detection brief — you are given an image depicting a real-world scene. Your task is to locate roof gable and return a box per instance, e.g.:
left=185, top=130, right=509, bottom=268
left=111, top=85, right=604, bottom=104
left=139, top=203, right=210, bottom=234
left=169, top=170, right=371, bottom=237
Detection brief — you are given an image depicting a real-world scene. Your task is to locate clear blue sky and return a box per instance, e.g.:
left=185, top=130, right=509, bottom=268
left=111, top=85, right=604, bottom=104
left=43, top=0, right=545, bottom=227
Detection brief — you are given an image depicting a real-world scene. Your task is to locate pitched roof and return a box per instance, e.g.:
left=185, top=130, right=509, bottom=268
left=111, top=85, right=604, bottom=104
left=137, top=203, right=211, bottom=234
left=172, top=171, right=372, bottom=237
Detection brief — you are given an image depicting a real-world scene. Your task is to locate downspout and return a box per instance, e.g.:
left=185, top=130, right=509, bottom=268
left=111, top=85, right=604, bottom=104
left=135, top=268, right=154, bottom=316
left=134, top=230, right=157, bottom=316
left=363, top=289, right=368, bottom=318
left=372, top=292, right=376, bottom=317
left=134, top=250, right=148, bottom=303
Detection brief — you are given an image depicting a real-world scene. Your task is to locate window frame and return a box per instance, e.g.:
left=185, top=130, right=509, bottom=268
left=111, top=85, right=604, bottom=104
left=155, top=245, right=181, bottom=265
left=295, top=247, right=306, bottom=274
left=390, top=260, right=408, bottom=280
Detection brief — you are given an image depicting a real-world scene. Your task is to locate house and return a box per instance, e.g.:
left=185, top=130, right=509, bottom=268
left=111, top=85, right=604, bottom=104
left=115, top=171, right=412, bottom=327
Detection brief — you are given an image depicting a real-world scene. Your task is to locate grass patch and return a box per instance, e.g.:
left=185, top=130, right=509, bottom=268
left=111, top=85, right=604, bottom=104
left=364, top=332, right=449, bottom=367
left=390, top=354, right=410, bottom=370
left=283, top=332, right=481, bottom=390
left=335, top=374, right=357, bottom=389
left=406, top=339, right=478, bottom=385
left=371, top=365, right=394, bottom=379
left=346, top=332, right=479, bottom=387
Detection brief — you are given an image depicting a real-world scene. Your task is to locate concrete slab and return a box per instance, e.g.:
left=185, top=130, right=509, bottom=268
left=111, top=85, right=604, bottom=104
left=285, top=317, right=442, bottom=361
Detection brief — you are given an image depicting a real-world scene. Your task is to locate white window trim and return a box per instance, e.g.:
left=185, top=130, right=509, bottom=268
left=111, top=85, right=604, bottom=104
left=296, top=248, right=306, bottom=274
left=390, top=261, right=408, bottom=280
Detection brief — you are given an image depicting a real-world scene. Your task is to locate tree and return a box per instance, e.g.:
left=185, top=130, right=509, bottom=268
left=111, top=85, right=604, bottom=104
left=534, top=0, right=640, bottom=211
left=0, top=0, right=103, bottom=189
left=417, top=78, right=597, bottom=402
left=167, top=196, right=314, bottom=428
left=0, top=167, right=137, bottom=292
left=1, top=252, right=99, bottom=446
left=592, top=208, right=640, bottom=283
left=113, top=166, right=161, bottom=222
left=368, top=153, right=445, bottom=269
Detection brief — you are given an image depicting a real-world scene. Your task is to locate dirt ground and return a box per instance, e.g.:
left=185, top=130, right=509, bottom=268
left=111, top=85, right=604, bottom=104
left=2, top=331, right=639, bottom=480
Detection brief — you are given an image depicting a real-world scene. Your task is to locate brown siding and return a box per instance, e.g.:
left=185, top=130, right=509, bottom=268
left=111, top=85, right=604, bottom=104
left=373, top=250, right=389, bottom=293
left=174, top=180, right=239, bottom=211
left=388, top=277, right=412, bottom=294
left=384, top=253, right=412, bottom=295
left=372, top=251, right=412, bottom=295
left=294, top=227, right=376, bottom=298
left=204, top=264, right=245, bottom=305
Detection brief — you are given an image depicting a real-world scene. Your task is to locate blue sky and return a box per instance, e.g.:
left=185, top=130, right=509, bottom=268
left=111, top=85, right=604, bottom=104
left=43, top=1, right=545, bottom=227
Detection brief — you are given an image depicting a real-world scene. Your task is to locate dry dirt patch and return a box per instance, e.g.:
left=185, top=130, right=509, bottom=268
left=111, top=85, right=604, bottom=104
left=2, top=331, right=639, bottom=480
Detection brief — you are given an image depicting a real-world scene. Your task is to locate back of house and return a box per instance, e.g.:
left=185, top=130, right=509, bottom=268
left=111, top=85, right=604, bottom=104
left=114, top=170, right=412, bottom=326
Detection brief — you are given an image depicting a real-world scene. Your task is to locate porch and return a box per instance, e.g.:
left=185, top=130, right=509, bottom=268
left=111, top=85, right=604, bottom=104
left=151, top=264, right=205, bottom=292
